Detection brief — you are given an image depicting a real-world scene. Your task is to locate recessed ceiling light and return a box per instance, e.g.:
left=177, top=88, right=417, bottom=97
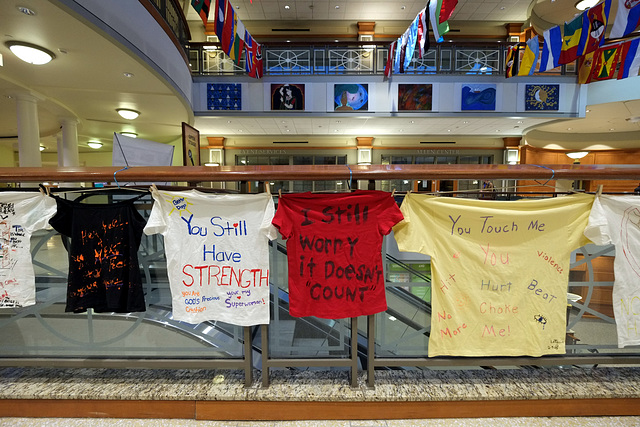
left=410, top=120, right=415, bottom=124
left=500, top=6, right=505, bottom=10
left=609, top=128, right=615, bottom=131
left=567, top=127, right=573, bottom=131
left=284, top=5, right=290, bottom=9
left=88, top=141, right=103, bottom=149
left=335, top=5, right=340, bottom=9
left=401, top=5, right=406, bottom=9
left=5, top=41, right=55, bottom=65
left=120, top=132, right=137, bottom=138
left=517, top=120, right=524, bottom=124
left=123, top=72, right=134, bottom=78
left=116, top=108, right=140, bottom=120
left=462, top=121, right=469, bottom=124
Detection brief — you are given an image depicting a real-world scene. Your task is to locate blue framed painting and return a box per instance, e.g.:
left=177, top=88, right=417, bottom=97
left=207, top=83, right=241, bottom=110
left=461, top=84, right=496, bottom=111
left=525, top=84, right=559, bottom=111
left=334, top=84, right=368, bottom=111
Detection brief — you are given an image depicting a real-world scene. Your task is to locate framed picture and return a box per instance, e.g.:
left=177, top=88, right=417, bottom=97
left=525, top=84, right=560, bottom=111
left=207, top=83, right=241, bottom=110
left=271, top=83, right=305, bottom=110
left=461, top=84, right=496, bottom=111
left=334, top=84, right=369, bottom=111
left=182, top=122, right=200, bottom=167
left=398, top=84, right=433, bottom=110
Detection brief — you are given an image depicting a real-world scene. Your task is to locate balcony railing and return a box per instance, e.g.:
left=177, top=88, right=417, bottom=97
left=187, top=42, right=571, bottom=77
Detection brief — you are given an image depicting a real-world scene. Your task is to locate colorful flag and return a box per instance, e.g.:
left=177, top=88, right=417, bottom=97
left=221, top=1, right=236, bottom=57
left=248, top=43, right=263, bottom=78
left=403, top=15, right=420, bottom=70
left=429, top=0, right=451, bottom=42
left=539, top=26, right=562, bottom=72
left=583, top=0, right=611, bottom=55
left=394, top=32, right=408, bottom=73
left=505, top=45, right=518, bottom=78
left=590, top=44, right=623, bottom=81
left=384, top=40, right=397, bottom=78
left=440, top=0, right=459, bottom=23
left=417, top=8, right=430, bottom=58
left=232, top=19, right=246, bottom=64
left=214, top=0, right=226, bottom=39
left=518, top=36, right=540, bottom=76
left=618, top=38, right=640, bottom=79
left=578, top=51, right=596, bottom=83
left=559, top=12, right=587, bottom=64
left=191, top=0, right=211, bottom=25
left=610, top=0, right=640, bottom=39
left=244, top=30, right=256, bottom=73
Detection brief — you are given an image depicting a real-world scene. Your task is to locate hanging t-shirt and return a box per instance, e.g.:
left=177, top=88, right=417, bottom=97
left=272, top=190, right=404, bottom=319
left=144, top=190, right=277, bottom=325
left=49, top=195, right=147, bottom=313
left=0, top=192, right=57, bottom=308
left=393, top=193, right=594, bottom=357
left=584, top=194, right=640, bottom=348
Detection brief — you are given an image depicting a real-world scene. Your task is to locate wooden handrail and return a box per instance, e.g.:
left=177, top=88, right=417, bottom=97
left=2, top=164, right=640, bottom=183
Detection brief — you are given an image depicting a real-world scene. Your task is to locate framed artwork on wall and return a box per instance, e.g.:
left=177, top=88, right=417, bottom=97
left=207, top=83, right=241, bottom=110
left=271, top=83, right=305, bottom=110
left=398, top=84, right=433, bottom=110
left=461, top=84, right=496, bottom=111
left=334, top=84, right=369, bottom=111
left=525, top=84, right=560, bottom=111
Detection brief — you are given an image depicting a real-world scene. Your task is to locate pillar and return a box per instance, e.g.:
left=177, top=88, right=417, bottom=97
left=15, top=93, right=42, bottom=167
left=60, top=118, right=80, bottom=167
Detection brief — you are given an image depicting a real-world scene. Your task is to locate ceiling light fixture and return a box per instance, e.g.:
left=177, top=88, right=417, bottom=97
left=88, top=141, right=103, bottom=149
left=120, top=132, right=137, bottom=138
left=575, top=0, right=599, bottom=10
left=39, top=145, right=45, bottom=152
left=5, top=41, right=55, bottom=65
left=116, top=108, right=140, bottom=120
left=17, top=6, right=37, bottom=16
left=566, top=151, right=589, bottom=160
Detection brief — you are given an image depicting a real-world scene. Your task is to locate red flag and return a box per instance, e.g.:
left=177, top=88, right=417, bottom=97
left=583, top=0, right=611, bottom=55
left=248, top=43, right=263, bottom=78
left=221, top=0, right=235, bottom=55
left=417, top=8, right=430, bottom=58
left=440, top=0, right=458, bottom=23
left=214, top=0, right=226, bottom=40
left=590, top=43, right=623, bottom=81
left=384, top=41, right=397, bottom=78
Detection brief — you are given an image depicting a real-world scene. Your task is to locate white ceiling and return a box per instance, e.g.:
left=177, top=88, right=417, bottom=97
left=0, top=0, right=637, bottom=157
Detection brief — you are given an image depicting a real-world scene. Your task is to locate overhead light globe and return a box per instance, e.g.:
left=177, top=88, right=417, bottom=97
left=5, top=41, right=55, bottom=65
left=575, top=0, right=599, bottom=10
left=88, top=141, right=103, bottom=149
left=566, top=151, right=589, bottom=160
left=116, top=108, right=140, bottom=120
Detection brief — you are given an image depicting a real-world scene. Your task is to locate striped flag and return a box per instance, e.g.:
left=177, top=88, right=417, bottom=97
left=214, top=0, right=226, bottom=39
left=618, top=38, right=640, bottom=79
left=518, top=36, right=539, bottom=76
left=610, top=0, right=640, bottom=39
left=559, top=12, right=587, bottom=64
left=191, top=0, right=211, bottom=25
left=583, top=0, right=611, bottom=55
left=384, top=40, right=397, bottom=78
left=417, top=8, right=430, bottom=58
left=539, top=26, right=562, bottom=72
left=429, top=0, right=452, bottom=42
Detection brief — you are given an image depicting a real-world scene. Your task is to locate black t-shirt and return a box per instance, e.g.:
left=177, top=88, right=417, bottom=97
left=49, top=196, right=147, bottom=313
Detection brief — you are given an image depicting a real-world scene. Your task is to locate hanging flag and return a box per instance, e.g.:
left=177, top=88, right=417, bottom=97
left=518, top=36, right=540, bottom=76
left=403, top=15, right=421, bottom=70
left=440, top=0, right=459, bottom=23
left=384, top=40, right=397, bottom=78
left=221, top=1, right=236, bottom=57
left=505, top=45, right=518, bottom=78
left=244, top=30, right=256, bottom=73
left=429, top=0, right=451, bottom=42
left=214, top=0, right=226, bottom=39
left=618, top=38, right=640, bottom=79
left=191, top=0, right=212, bottom=25
left=578, top=51, right=596, bottom=83
left=583, top=0, right=611, bottom=55
left=539, top=26, right=562, bottom=72
left=559, top=12, right=587, bottom=64
left=232, top=18, right=246, bottom=64
left=248, top=43, right=263, bottom=78
left=610, top=0, right=640, bottom=39
left=590, top=43, right=623, bottom=81
left=394, top=32, right=408, bottom=73
left=417, top=8, right=430, bottom=58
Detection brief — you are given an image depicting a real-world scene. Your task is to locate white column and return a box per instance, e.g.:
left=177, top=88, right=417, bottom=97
left=15, top=93, right=42, bottom=167
left=60, top=118, right=80, bottom=167
left=56, top=134, right=64, bottom=167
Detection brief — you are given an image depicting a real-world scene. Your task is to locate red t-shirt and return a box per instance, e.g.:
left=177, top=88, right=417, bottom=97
left=272, top=190, right=404, bottom=319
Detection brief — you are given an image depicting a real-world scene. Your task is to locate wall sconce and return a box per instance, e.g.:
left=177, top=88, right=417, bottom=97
left=116, top=108, right=140, bottom=120
left=39, top=145, right=45, bottom=151
left=566, top=151, right=589, bottom=164
left=5, top=41, right=55, bottom=65
left=88, top=141, right=103, bottom=149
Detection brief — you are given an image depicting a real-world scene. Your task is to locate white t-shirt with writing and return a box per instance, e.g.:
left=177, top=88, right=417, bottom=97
left=0, top=192, right=57, bottom=308
left=584, top=194, right=640, bottom=348
left=144, top=190, right=277, bottom=325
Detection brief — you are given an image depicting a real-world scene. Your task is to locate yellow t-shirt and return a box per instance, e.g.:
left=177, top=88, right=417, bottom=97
left=393, top=193, right=594, bottom=357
